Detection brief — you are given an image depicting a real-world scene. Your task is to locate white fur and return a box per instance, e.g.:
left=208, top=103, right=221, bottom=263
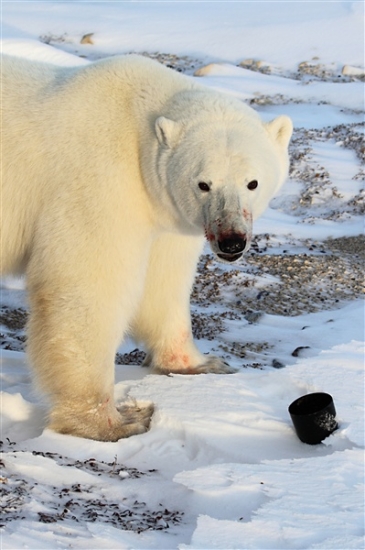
left=1, top=54, right=292, bottom=441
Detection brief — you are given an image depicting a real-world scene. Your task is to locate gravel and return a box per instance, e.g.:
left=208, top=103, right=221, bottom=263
left=1, top=446, right=183, bottom=532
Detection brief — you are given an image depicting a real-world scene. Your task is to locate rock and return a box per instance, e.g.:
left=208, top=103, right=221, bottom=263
left=292, top=346, right=311, bottom=357
left=272, top=359, right=285, bottom=369
left=239, top=59, right=273, bottom=73
left=244, top=310, right=264, bottom=324
left=342, top=65, right=365, bottom=77
left=193, top=63, right=223, bottom=76
left=239, top=58, right=255, bottom=68
left=80, top=33, right=94, bottom=45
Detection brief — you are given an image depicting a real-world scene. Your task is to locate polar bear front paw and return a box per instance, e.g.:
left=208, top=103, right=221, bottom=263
left=188, top=355, right=238, bottom=374
left=150, top=354, right=237, bottom=375
left=115, top=402, right=155, bottom=438
left=49, top=401, right=154, bottom=442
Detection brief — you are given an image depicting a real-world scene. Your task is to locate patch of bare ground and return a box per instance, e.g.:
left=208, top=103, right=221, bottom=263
left=192, top=235, right=364, bottom=318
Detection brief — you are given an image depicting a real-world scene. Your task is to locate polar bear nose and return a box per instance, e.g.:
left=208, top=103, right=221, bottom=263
left=218, top=237, right=246, bottom=255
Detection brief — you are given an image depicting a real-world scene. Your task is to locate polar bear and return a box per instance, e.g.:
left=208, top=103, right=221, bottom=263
left=1, top=54, right=292, bottom=441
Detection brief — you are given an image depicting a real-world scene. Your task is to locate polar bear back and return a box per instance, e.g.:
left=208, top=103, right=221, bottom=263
left=2, top=55, right=191, bottom=273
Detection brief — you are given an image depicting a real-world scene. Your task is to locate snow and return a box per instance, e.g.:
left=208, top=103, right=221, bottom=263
left=2, top=1, right=363, bottom=69
left=1, top=2, right=364, bottom=549
left=1, top=37, right=89, bottom=66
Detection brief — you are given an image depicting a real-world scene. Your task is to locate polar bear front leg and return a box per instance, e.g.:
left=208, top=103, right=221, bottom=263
left=132, top=233, right=236, bottom=375
left=27, top=272, right=153, bottom=442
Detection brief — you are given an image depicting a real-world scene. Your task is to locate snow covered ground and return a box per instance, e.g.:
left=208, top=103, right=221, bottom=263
left=1, top=2, right=364, bottom=549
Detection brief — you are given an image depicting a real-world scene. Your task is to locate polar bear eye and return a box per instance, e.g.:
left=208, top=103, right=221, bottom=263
left=198, top=182, right=211, bottom=192
left=247, top=180, right=258, bottom=190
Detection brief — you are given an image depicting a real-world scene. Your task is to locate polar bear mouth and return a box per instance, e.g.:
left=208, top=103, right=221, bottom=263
left=217, top=252, right=243, bottom=263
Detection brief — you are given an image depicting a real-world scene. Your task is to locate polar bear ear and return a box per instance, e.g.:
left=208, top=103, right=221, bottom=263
left=155, top=116, right=181, bottom=148
left=265, top=115, right=293, bottom=150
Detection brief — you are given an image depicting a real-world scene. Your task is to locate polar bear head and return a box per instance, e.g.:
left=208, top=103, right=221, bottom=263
left=153, top=91, right=292, bottom=262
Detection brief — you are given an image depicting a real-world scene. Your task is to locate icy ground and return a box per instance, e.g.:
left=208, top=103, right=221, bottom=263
left=1, top=2, right=364, bottom=549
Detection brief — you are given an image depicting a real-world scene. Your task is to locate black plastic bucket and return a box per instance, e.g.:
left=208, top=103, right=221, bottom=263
left=288, top=392, right=338, bottom=445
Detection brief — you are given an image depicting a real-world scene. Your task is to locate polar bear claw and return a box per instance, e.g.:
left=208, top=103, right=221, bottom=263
left=149, top=355, right=238, bottom=375
left=49, top=401, right=154, bottom=442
